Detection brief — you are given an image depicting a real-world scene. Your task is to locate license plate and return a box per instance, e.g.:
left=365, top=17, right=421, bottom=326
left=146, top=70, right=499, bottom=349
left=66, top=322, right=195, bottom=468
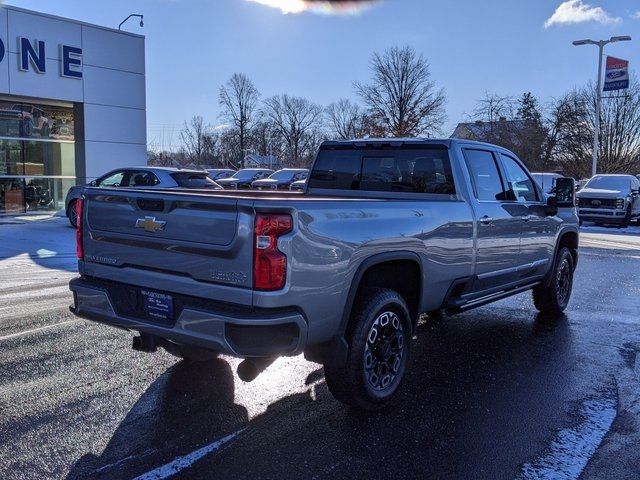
left=141, top=290, right=174, bottom=321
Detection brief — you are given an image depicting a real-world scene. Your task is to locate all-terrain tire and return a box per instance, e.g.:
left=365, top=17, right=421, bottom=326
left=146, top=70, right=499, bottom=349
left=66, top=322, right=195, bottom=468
left=532, top=247, right=575, bottom=316
left=621, top=206, right=632, bottom=228
left=323, top=288, right=412, bottom=411
left=67, top=199, right=78, bottom=228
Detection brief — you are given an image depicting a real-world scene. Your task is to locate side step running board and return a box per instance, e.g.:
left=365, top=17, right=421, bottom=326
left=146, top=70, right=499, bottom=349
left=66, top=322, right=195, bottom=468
left=446, top=282, right=541, bottom=314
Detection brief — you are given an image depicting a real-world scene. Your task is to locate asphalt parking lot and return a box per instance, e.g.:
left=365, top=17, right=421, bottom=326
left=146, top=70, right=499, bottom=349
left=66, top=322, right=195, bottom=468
left=1, top=217, right=640, bottom=479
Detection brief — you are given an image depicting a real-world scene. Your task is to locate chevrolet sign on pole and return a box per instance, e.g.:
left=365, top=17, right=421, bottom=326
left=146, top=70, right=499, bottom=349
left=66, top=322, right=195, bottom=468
left=603, top=56, right=629, bottom=92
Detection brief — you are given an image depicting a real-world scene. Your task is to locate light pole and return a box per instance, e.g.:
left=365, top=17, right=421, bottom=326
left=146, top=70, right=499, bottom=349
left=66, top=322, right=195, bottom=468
left=573, top=36, right=631, bottom=177
left=118, top=14, right=144, bottom=30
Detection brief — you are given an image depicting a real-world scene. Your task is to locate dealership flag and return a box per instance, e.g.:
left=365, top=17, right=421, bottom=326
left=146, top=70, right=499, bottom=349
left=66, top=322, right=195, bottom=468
left=603, top=56, right=629, bottom=92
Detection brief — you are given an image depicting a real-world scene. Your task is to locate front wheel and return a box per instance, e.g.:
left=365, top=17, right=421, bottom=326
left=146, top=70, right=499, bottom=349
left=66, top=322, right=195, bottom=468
left=323, top=288, right=412, bottom=411
left=621, top=206, right=632, bottom=228
left=532, top=247, right=575, bottom=316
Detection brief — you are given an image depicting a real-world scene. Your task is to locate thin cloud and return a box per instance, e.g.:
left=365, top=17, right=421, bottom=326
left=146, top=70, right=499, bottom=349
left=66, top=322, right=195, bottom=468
left=544, top=0, right=621, bottom=28
left=632, top=11, right=640, bottom=20
left=245, top=0, right=380, bottom=15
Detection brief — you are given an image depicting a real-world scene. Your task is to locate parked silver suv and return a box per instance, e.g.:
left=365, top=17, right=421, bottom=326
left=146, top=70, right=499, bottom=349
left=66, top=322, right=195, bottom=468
left=576, top=174, right=640, bottom=227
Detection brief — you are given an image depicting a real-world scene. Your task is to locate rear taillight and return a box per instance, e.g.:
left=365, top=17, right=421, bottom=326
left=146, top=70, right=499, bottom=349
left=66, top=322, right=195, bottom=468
left=253, top=213, right=292, bottom=291
left=76, top=198, right=84, bottom=260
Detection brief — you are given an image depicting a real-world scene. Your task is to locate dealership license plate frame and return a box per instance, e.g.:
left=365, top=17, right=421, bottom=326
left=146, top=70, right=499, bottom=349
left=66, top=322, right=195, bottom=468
left=141, top=289, right=174, bottom=324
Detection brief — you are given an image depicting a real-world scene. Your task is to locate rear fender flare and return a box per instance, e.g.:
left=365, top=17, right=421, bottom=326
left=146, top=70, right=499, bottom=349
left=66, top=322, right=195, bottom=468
left=304, top=251, right=423, bottom=367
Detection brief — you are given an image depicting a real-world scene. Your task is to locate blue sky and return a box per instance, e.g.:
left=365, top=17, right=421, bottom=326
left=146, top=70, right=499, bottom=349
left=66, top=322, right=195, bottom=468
left=6, top=0, right=640, bottom=150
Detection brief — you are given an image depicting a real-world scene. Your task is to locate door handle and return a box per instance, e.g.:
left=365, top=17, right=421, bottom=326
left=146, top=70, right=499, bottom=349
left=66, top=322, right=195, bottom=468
left=479, top=215, right=493, bottom=225
left=522, top=214, right=536, bottom=222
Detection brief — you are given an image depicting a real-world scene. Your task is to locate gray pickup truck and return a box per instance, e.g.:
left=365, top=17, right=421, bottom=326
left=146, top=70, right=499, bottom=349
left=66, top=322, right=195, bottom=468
left=69, top=138, right=578, bottom=410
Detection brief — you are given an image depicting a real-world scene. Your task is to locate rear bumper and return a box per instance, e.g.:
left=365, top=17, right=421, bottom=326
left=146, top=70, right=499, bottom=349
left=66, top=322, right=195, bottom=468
left=69, top=277, right=308, bottom=357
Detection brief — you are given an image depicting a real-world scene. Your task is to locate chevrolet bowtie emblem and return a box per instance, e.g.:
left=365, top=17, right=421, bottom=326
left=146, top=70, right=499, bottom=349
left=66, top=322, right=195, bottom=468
left=135, top=216, right=166, bottom=233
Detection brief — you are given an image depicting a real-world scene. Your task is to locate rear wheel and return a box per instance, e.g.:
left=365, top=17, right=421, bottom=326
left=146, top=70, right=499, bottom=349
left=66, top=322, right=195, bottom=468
left=323, top=288, right=412, bottom=411
left=532, top=247, right=574, bottom=316
left=67, top=199, right=78, bottom=228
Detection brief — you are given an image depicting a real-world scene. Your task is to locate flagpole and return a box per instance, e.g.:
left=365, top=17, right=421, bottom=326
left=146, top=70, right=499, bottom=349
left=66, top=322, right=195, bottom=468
left=592, top=42, right=604, bottom=178
left=572, top=36, right=631, bottom=177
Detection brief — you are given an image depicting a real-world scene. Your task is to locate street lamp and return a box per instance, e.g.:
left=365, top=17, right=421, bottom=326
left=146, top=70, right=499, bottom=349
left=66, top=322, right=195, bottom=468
left=573, top=35, right=631, bottom=177
left=118, top=14, right=144, bottom=30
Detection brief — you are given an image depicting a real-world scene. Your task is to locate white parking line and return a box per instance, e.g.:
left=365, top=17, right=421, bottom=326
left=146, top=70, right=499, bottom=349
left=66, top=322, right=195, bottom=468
left=516, top=392, right=617, bottom=480
left=0, top=320, right=79, bottom=341
left=132, top=429, right=246, bottom=480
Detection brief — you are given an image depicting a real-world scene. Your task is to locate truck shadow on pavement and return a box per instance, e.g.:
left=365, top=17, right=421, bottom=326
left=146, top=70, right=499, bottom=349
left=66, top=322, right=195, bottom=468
left=66, top=312, right=573, bottom=480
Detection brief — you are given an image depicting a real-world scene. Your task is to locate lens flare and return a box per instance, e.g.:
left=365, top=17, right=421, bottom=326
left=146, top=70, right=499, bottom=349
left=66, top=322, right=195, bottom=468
left=246, top=0, right=380, bottom=15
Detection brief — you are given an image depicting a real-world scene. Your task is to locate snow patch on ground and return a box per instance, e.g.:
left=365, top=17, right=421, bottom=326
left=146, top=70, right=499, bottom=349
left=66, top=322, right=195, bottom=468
left=580, top=224, right=640, bottom=235
left=132, top=429, right=245, bottom=480
left=517, top=390, right=618, bottom=480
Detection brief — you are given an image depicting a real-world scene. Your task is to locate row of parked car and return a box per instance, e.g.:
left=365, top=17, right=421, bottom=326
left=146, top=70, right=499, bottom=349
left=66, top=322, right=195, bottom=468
left=64, top=163, right=639, bottom=229
left=64, top=166, right=309, bottom=226
left=532, top=172, right=640, bottom=228
left=206, top=168, right=309, bottom=191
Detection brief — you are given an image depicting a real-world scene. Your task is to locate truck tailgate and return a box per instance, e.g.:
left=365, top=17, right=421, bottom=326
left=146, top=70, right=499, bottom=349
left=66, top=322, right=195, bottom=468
left=82, top=188, right=253, bottom=290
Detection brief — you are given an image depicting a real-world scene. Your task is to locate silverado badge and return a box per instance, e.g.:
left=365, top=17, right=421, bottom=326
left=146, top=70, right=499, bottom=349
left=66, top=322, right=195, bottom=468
left=135, top=216, right=166, bottom=233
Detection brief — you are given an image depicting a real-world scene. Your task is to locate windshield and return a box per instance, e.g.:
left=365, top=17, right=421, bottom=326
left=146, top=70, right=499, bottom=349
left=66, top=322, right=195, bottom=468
left=269, top=170, right=297, bottom=181
left=171, top=172, right=220, bottom=189
left=232, top=170, right=262, bottom=180
left=585, top=176, right=630, bottom=190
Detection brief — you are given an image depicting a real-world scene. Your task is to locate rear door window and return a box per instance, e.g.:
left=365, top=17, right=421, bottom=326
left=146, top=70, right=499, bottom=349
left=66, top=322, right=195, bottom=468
left=462, top=149, right=507, bottom=201
left=129, top=170, right=161, bottom=187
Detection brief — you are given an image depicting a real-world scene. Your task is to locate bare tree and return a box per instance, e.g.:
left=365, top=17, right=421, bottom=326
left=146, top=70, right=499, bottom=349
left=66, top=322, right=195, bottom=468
left=325, top=99, right=364, bottom=139
left=262, top=94, right=324, bottom=164
left=180, top=116, right=215, bottom=164
left=467, top=92, right=551, bottom=172
left=219, top=73, right=260, bottom=167
left=355, top=45, right=446, bottom=137
left=249, top=120, right=283, bottom=159
left=549, top=80, right=640, bottom=178
left=217, top=129, right=242, bottom=169
left=472, top=92, right=516, bottom=123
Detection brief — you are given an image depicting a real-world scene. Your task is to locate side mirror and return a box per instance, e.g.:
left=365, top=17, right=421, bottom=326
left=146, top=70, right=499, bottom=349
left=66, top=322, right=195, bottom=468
left=553, top=177, right=575, bottom=208
left=544, top=195, right=559, bottom=216
left=88, top=180, right=97, bottom=187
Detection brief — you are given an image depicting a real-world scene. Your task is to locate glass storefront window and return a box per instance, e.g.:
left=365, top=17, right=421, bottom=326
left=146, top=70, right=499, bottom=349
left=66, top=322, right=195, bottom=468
left=23, top=141, right=75, bottom=176
left=0, top=139, right=22, bottom=176
left=0, top=100, right=74, bottom=141
left=0, top=98, right=75, bottom=215
left=1, top=177, right=74, bottom=213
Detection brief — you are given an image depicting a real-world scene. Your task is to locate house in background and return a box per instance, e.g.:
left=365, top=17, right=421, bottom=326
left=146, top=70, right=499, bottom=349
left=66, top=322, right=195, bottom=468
left=244, top=154, right=280, bottom=170
left=450, top=119, right=525, bottom=142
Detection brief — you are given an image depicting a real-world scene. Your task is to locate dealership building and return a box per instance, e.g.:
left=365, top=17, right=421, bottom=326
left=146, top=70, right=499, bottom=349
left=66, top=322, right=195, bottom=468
left=0, top=5, right=146, bottom=215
